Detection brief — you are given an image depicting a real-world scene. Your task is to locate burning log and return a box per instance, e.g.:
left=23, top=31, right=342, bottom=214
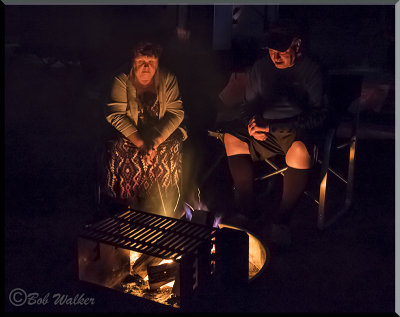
left=147, top=261, right=179, bottom=290
left=79, top=209, right=268, bottom=309
left=131, top=254, right=163, bottom=279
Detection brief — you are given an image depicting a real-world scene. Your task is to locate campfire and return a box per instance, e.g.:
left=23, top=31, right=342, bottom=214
left=122, top=252, right=180, bottom=307
left=77, top=208, right=268, bottom=309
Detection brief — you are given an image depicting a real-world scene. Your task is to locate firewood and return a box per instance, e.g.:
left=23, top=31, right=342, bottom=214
left=131, top=254, right=162, bottom=279
left=147, top=262, right=178, bottom=290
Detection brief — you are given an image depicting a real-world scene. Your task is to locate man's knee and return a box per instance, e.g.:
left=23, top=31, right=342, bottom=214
left=285, top=141, right=312, bottom=169
left=224, top=133, right=250, bottom=156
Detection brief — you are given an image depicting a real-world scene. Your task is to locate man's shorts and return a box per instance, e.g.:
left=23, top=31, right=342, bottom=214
left=222, top=119, right=317, bottom=162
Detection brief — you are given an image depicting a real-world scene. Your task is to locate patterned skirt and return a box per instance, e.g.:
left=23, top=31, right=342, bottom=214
left=103, top=129, right=184, bottom=215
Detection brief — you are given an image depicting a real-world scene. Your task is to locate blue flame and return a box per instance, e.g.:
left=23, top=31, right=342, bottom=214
left=184, top=202, right=193, bottom=221
left=213, top=215, right=222, bottom=228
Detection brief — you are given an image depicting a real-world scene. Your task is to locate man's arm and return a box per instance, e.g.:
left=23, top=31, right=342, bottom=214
left=268, top=63, right=329, bottom=132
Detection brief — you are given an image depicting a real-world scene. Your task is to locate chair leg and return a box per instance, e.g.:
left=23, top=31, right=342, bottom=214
left=317, top=128, right=335, bottom=230
left=318, top=133, right=357, bottom=230
left=317, top=171, right=328, bottom=230
left=345, top=135, right=356, bottom=207
left=255, top=166, right=287, bottom=181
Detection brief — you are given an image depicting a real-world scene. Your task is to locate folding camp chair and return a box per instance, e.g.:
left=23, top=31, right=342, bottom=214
left=208, top=72, right=363, bottom=230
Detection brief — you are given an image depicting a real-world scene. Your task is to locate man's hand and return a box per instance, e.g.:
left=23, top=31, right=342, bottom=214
left=248, top=116, right=269, bottom=141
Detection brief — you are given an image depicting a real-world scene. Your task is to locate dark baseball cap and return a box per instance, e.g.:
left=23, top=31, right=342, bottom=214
left=262, top=19, right=301, bottom=52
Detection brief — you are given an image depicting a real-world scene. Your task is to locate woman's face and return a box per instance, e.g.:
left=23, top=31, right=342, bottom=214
left=133, top=54, right=158, bottom=86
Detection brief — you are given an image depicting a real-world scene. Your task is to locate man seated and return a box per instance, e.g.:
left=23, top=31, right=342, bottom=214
left=223, top=20, right=329, bottom=247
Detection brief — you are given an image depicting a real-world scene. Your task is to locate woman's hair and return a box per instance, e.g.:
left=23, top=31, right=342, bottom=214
left=131, top=41, right=163, bottom=60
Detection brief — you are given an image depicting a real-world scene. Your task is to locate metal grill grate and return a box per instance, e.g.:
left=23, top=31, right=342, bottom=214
left=79, top=209, right=215, bottom=261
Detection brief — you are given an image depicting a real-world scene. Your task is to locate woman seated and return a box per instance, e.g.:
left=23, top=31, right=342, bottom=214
left=102, top=41, right=187, bottom=217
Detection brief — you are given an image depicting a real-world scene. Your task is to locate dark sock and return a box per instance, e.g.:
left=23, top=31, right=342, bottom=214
left=274, top=166, right=310, bottom=224
left=227, top=154, right=255, bottom=217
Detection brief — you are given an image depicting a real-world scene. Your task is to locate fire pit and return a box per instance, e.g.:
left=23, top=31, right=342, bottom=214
left=77, top=209, right=269, bottom=309
left=218, top=223, right=269, bottom=281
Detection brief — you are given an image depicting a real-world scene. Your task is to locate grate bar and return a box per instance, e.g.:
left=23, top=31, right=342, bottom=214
left=80, top=209, right=214, bottom=260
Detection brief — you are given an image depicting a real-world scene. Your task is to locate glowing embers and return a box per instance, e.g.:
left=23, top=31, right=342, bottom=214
left=77, top=209, right=269, bottom=310
left=210, top=237, right=216, bottom=275
left=77, top=209, right=215, bottom=309
left=122, top=252, right=179, bottom=307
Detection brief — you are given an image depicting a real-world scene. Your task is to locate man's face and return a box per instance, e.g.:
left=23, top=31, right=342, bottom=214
left=268, top=39, right=300, bottom=69
left=133, top=55, right=158, bottom=86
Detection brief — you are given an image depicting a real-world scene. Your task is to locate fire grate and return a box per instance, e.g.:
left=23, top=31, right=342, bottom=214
left=79, top=209, right=215, bottom=262
left=78, top=208, right=237, bottom=309
left=77, top=208, right=266, bottom=310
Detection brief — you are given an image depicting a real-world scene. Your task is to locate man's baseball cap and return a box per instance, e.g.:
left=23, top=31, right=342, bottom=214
left=261, top=19, right=301, bottom=52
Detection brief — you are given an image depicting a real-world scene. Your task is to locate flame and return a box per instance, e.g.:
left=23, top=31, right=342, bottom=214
left=195, top=200, right=209, bottom=211
left=159, top=259, right=174, bottom=265
left=130, top=253, right=175, bottom=285
left=184, top=188, right=209, bottom=214
left=197, top=188, right=201, bottom=205
left=211, top=237, right=216, bottom=254
left=213, top=215, right=222, bottom=228
left=184, top=203, right=193, bottom=221
left=160, top=280, right=175, bottom=289
left=196, top=188, right=209, bottom=211
left=130, top=251, right=142, bottom=265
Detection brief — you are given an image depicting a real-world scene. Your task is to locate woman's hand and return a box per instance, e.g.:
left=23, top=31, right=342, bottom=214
left=142, top=147, right=156, bottom=165
left=127, top=131, right=145, bottom=148
left=248, top=116, right=269, bottom=141
left=127, top=131, right=164, bottom=165
left=142, top=136, right=163, bottom=165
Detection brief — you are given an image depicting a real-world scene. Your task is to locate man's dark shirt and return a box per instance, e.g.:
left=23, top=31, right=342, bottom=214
left=245, top=54, right=329, bottom=132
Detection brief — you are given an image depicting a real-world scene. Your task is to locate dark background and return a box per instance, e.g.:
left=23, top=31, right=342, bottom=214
left=5, top=5, right=396, bottom=313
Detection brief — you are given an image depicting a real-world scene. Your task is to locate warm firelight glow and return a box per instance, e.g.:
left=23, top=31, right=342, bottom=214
left=130, top=251, right=175, bottom=286
left=213, top=215, right=222, bottom=228
left=195, top=200, right=209, bottom=212
left=211, top=237, right=216, bottom=254
left=160, top=280, right=175, bottom=289
left=130, top=251, right=142, bottom=267
left=184, top=188, right=209, bottom=214
left=158, top=259, right=175, bottom=288
left=218, top=223, right=268, bottom=280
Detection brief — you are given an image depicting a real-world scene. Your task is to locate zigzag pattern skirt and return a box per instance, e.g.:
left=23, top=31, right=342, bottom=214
left=104, top=130, right=183, bottom=204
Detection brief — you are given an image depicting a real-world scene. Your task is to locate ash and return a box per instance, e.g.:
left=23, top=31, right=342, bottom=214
left=249, top=262, right=259, bottom=279
left=121, top=274, right=179, bottom=308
